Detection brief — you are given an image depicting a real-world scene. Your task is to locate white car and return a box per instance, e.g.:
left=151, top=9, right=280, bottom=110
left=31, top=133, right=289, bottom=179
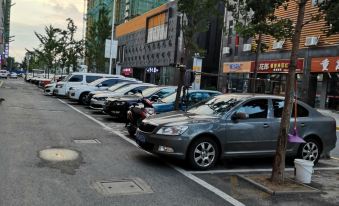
left=68, top=77, right=130, bottom=104
left=44, top=83, right=57, bottom=95
left=54, top=72, right=124, bottom=97
left=0, top=70, right=9, bottom=79
left=90, top=83, right=154, bottom=110
left=9, top=72, right=18, bottom=79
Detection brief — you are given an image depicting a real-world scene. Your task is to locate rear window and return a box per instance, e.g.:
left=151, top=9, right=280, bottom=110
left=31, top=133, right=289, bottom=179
left=86, top=76, right=102, bottom=83
left=272, top=99, right=309, bottom=118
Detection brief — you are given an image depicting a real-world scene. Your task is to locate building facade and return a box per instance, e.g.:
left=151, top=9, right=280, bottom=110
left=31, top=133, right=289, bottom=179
left=219, top=1, right=339, bottom=111
left=115, top=1, right=224, bottom=87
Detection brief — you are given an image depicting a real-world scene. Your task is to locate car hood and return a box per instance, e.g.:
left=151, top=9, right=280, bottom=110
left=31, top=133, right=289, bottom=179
left=90, top=90, right=109, bottom=95
left=144, top=111, right=219, bottom=126
left=94, top=92, right=124, bottom=98
left=107, top=95, right=141, bottom=102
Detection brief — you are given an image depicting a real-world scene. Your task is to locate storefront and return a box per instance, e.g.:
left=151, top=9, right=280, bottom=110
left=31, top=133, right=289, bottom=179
left=222, top=59, right=304, bottom=95
left=311, top=56, right=339, bottom=110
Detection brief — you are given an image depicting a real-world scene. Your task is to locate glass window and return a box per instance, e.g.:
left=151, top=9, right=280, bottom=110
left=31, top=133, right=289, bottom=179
left=155, top=88, right=176, bottom=98
left=69, top=75, right=83, bottom=82
left=101, top=79, right=118, bottom=87
left=237, top=99, right=268, bottom=119
left=188, top=92, right=210, bottom=105
left=272, top=99, right=309, bottom=118
left=86, top=76, right=102, bottom=83
left=146, top=11, right=168, bottom=43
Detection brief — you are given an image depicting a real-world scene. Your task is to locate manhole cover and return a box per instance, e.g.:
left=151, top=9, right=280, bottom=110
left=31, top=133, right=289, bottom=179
left=39, top=148, right=79, bottom=162
left=74, top=139, right=101, bottom=144
left=93, top=178, right=153, bottom=196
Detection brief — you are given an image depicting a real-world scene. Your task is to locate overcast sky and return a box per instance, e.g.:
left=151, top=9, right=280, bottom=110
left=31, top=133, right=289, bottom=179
left=10, top=0, right=85, bottom=62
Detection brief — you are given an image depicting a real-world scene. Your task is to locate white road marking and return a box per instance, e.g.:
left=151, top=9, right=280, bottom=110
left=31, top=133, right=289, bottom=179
left=188, top=167, right=339, bottom=174
left=58, top=98, right=245, bottom=206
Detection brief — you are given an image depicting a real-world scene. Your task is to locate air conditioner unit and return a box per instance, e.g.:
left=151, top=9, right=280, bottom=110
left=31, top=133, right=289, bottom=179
left=272, top=40, right=285, bottom=50
left=305, top=36, right=319, bottom=46
left=243, top=44, right=251, bottom=52
left=223, top=47, right=230, bottom=54
left=312, top=0, right=324, bottom=6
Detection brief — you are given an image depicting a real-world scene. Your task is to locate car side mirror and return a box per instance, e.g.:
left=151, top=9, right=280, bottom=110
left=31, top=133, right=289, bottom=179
left=231, top=112, right=248, bottom=121
left=150, top=95, right=159, bottom=101
left=97, top=83, right=103, bottom=87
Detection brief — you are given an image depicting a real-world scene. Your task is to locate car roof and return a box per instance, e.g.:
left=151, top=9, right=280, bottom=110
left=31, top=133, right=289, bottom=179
left=217, top=93, right=285, bottom=99
left=187, top=89, right=222, bottom=93
left=70, top=72, right=124, bottom=77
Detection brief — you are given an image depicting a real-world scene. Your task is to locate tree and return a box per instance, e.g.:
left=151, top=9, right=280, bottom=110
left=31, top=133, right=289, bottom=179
left=271, top=0, right=339, bottom=183
left=174, top=0, right=221, bottom=110
left=85, top=6, right=111, bottom=73
left=320, top=0, right=339, bottom=35
left=34, top=25, right=62, bottom=78
left=227, top=0, right=293, bottom=92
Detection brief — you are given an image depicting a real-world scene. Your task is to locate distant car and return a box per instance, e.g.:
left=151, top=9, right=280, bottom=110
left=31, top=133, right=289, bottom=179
left=87, top=81, right=141, bottom=104
left=103, top=86, right=176, bottom=120
left=136, top=94, right=337, bottom=170
left=91, top=83, right=154, bottom=110
left=0, top=70, right=9, bottom=79
left=68, top=77, right=133, bottom=104
left=152, top=90, right=222, bottom=114
left=10, top=72, right=18, bottom=79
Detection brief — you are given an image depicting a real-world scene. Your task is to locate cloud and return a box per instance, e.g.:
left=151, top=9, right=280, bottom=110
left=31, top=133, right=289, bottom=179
left=10, top=0, right=84, bottom=61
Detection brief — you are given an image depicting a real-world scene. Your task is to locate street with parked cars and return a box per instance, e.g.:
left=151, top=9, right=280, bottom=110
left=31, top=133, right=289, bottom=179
left=1, top=74, right=338, bottom=206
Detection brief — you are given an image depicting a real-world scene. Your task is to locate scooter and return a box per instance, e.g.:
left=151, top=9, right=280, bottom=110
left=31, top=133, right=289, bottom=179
left=126, top=91, right=155, bottom=136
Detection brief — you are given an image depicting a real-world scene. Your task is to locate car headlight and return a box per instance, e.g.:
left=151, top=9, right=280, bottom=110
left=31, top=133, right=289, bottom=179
left=56, top=84, right=63, bottom=88
left=95, top=97, right=108, bottom=101
left=156, top=126, right=188, bottom=136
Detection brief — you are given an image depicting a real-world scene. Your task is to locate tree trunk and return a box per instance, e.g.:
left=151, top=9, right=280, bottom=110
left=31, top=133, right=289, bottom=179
left=251, top=33, right=262, bottom=93
left=271, top=0, right=307, bottom=183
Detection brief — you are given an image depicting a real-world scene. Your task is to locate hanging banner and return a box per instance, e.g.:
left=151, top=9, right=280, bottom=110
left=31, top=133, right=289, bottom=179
left=192, top=57, right=202, bottom=89
left=105, top=39, right=118, bottom=59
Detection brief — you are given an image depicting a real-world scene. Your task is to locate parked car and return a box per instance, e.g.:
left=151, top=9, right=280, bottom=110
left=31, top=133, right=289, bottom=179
left=104, top=86, right=176, bottom=120
left=53, top=72, right=124, bottom=97
left=9, top=72, right=18, bottom=79
left=135, top=94, right=337, bottom=170
left=86, top=81, right=141, bottom=104
left=0, top=70, right=9, bottom=79
left=91, top=83, right=154, bottom=110
left=152, top=90, right=222, bottom=114
left=68, top=77, right=133, bottom=104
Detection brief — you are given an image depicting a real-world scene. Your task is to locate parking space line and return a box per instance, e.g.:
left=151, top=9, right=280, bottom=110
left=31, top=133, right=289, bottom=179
left=331, top=157, right=339, bottom=161
left=57, top=98, right=245, bottom=206
left=188, top=167, right=339, bottom=174
left=0, top=80, right=3, bottom=88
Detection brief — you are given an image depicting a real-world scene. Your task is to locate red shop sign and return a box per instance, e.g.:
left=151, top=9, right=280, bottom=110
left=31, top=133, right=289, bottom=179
left=122, top=68, right=133, bottom=76
left=253, top=59, right=304, bottom=73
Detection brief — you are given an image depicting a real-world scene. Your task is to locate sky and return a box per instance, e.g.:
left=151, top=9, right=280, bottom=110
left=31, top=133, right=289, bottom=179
left=10, top=0, right=85, bottom=62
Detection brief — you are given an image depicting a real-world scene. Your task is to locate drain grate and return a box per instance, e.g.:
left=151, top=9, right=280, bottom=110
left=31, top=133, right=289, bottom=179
left=93, top=178, right=153, bottom=196
left=73, top=139, right=101, bottom=144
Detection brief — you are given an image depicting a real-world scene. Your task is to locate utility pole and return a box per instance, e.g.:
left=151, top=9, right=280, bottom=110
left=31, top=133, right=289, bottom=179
left=108, top=0, right=116, bottom=75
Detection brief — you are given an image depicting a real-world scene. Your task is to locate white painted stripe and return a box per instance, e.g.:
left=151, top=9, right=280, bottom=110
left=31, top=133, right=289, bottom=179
left=58, top=98, right=245, bottom=206
left=188, top=167, right=339, bottom=174
left=171, top=165, right=245, bottom=206
left=57, top=98, right=138, bottom=146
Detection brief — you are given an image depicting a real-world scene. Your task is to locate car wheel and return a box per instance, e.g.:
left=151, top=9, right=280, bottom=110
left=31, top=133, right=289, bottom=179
left=187, top=137, right=219, bottom=170
left=298, top=138, right=321, bottom=164
left=79, top=92, right=89, bottom=105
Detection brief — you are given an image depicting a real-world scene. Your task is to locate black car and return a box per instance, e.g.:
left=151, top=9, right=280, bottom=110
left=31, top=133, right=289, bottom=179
left=103, top=86, right=176, bottom=120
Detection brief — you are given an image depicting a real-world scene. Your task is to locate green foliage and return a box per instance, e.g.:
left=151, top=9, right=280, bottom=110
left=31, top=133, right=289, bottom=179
left=227, top=0, right=293, bottom=44
left=178, top=0, right=221, bottom=58
left=320, top=0, right=339, bottom=35
left=85, top=6, right=111, bottom=73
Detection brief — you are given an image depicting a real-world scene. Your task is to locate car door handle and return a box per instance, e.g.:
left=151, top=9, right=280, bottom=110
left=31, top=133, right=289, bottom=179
left=300, top=123, right=306, bottom=127
left=263, top=124, right=270, bottom=128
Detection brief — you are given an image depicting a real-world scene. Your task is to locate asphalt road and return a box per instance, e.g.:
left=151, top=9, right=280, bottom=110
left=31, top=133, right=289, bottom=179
left=0, top=79, right=232, bottom=206
left=1, top=79, right=338, bottom=206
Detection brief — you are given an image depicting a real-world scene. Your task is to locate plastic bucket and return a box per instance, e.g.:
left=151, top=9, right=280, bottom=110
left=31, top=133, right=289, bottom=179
left=294, top=159, right=314, bottom=184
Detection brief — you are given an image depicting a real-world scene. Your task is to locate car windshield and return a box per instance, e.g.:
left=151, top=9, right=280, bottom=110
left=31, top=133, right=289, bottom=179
left=111, top=84, right=142, bottom=94
left=187, top=96, right=243, bottom=116
left=138, top=87, right=160, bottom=97
left=62, top=74, right=72, bottom=82
left=88, top=78, right=105, bottom=86
left=108, top=82, right=132, bottom=92
left=160, top=92, right=178, bottom=103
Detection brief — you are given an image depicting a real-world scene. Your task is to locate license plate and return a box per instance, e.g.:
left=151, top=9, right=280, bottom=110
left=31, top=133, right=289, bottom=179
left=135, top=131, right=146, bottom=143
left=111, top=110, right=120, bottom=114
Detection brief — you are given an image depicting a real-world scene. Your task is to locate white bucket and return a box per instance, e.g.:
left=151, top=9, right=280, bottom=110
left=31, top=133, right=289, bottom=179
left=294, top=159, right=314, bottom=184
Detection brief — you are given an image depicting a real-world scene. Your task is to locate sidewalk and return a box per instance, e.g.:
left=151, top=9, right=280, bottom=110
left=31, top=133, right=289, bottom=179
left=318, top=109, right=339, bottom=130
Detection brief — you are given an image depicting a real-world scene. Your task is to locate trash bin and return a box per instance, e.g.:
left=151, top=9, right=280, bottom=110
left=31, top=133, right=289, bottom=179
left=294, top=159, right=314, bottom=184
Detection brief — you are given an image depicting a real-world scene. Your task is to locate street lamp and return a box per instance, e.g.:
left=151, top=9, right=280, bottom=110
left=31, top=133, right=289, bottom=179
left=109, top=0, right=116, bottom=75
